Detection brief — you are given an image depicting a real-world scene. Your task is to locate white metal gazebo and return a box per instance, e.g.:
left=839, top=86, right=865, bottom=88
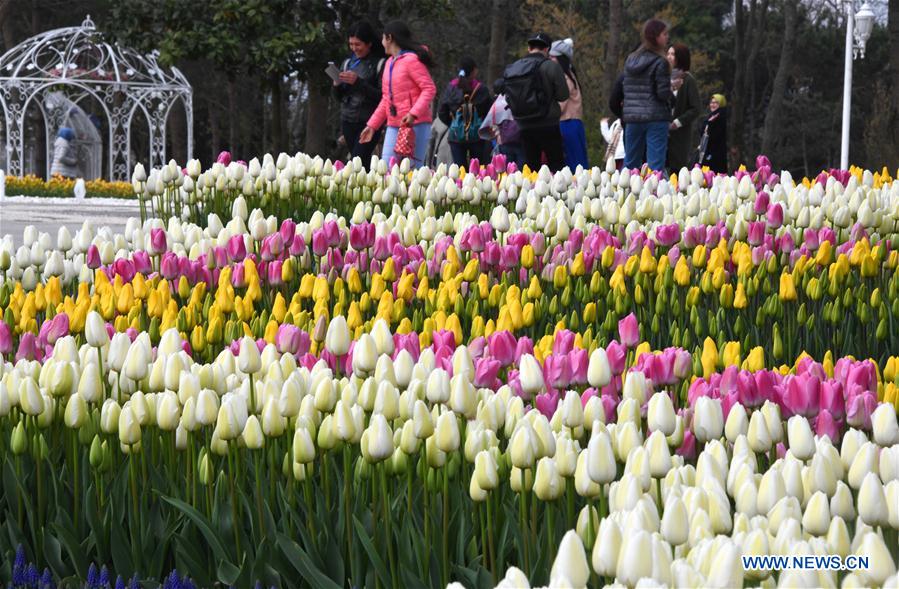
left=0, top=15, right=192, bottom=181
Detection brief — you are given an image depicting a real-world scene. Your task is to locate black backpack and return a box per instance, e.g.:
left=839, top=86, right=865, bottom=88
left=501, top=55, right=549, bottom=122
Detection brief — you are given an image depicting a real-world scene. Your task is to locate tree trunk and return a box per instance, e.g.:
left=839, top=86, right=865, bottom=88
left=305, top=74, right=331, bottom=157
left=209, top=102, right=220, bottom=161
left=761, top=0, right=798, bottom=158
left=0, top=0, right=16, bottom=50
left=731, top=0, right=747, bottom=168
left=604, top=0, right=623, bottom=100
left=487, top=0, right=507, bottom=87
left=227, top=76, right=238, bottom=155
left=744, top=0, right=769, bottom=160
left=271, top=72, right=284, bottom=154
left=890, top=0, right=899, bottom=150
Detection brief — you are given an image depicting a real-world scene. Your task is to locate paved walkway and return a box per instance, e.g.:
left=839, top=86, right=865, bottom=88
left=0, top=196, right=141, bottom=246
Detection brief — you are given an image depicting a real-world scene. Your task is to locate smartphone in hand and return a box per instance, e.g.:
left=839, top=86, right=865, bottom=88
left=325, top=62, right=341, bottom=83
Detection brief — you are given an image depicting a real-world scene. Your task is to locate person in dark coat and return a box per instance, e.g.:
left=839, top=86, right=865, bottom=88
left=334, top=21, right=386, bottom=160
left=501, top=32, right=570, bottom=172
left=621, top=19, right=672, bottom=172
left=438, top=57, right=493, bottom=166
left=700, top=94, right=728, bottom=173
left=666, top=43, right=701, bottom=172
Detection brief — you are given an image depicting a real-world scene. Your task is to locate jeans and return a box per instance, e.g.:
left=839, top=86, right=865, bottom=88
left=520, top=125, right=565, bottom=172
left=342, top=121, right=381, bottom=161
left=560, top=119, right=589, bottom=170
left=382, top=122, right=432, bottom=168
left=449, top=140, right=488, bottom=167
left=623, top=120, right=669, bottom=172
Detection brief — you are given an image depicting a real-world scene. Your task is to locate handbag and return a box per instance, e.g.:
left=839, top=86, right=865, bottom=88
left=395, top=125, right=416, bottom=158
left=692, top=129, right=709, bottom=166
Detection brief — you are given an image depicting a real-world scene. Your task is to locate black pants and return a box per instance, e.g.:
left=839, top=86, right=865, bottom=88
left=449, top=140, right=488, bottom=167
left=342, top=121, right=381, bottom=161
left=520, top=124, right=565, bottom=172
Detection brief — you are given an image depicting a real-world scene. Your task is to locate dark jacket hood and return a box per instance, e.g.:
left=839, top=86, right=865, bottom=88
left=625, top=49, right=664, bottom=75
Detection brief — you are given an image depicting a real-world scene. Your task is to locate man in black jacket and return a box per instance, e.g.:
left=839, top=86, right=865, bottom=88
left=501, top=33, right=570, bottom=172
left=621, top=19, right=673, bottom=172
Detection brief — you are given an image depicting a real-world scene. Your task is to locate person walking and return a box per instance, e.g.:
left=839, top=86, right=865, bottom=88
left=334, top=21, right=386, bottom=161
left=359, top=21, right=436, bottom=168
left=50, top=127, right=79, bottom=178
left=438, top=57, right=492, bottom=167
left=699, top=94, right=728, bottom=173
left=500, top=32, right=569, bottom=172
left=666, top=43, right=701, bottom=172
left=478, top=80, right=526, bottom=169
left=550, top=38, right=588, bottom=170
left=621, top=19, right=673, bottom=172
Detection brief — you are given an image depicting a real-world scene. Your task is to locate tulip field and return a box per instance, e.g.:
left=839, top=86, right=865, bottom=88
left=1, top=153, right=899, bottom=588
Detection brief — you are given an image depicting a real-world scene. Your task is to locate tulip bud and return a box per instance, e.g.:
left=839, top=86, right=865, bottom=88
left=533, top=457, right=563, bottom=501
left=787, top=415, right=815, bottom=461
left=64, top=393, right=89, bottom=428
left=550, top=530, right=589, bottom=588
left=693, top=397, right=724, bottom=443
left=647, top=391, right=676, bottom=436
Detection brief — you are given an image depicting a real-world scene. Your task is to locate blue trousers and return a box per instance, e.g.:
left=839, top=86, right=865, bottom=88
left=560, top=119, right=589, bottom=170
left=623, top=120, right=669, bottom=172
left=382, top=123, right=432, bottom=168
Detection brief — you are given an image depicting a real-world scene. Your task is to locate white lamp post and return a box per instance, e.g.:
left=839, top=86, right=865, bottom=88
left=840, top=0, right=875, bottom=169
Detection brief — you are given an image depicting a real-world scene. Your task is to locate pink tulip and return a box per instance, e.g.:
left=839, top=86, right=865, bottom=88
left=311, top=230, right=328, bottom=257
left=86, top=244, right=101, bottom=269
left=488, top=331, right=517, bottom=366
left=15, top=332, right=40, bottom=363
left=569, top=348, right=589, bottom=385
left=552, top=330, right=576, bottom=356
left=323, top=221, right=340, bottom=248
left=227, top=235, right=247, bottom=262
left=261, top=233, right=284, bottom=262
left=815, top=410, right=841, bottom=443
left=216, top=151, right=232, bottom=165
left=784, top=374, right=820, bottom=418
left=275, top=324, right=302, bottom=355
left=543, top=354, right=571, bottom=390
left=132, top=251, right=152, bottom=275
left=818, top=227, right=836, bottom=246
left=514, top=336, right=534, bottom=363
left=845, top=391, right=877, bottom=429
left=655, top=223, right=681, bottom=247
left=149, top=228, right=167, bottom=255
left=392, top=333, right=421, bottom=361
left=113, top=258, right=136, bottom=283
left=676, top=430, right=697, bottom=459
left=683, top=226, right=705, bottom=249
left=673, top=349, right=692, bottom=380
left=432, top=330, right=457, bottom=352
left=350, top=224, right=368, bottom=251
left=231, top=263, right=246, bottom=288
left=606, top=341, right=626, bottom=375
left=159, top=252, right=179, bottom=280
left=0, top=321, right=13, bottom=356
left=535, top=391, right=559, bottom=419
left=753, top=191, right=770, bottom=215
left=618, top=313, right=639, bottom=349
left=279, top=220, right=297, bottom=246
left=473, top=357, right=502, bottom=389
left=766, top=203, right=784, bottom=229
left=267, top=261, right=283, bottom=285
left=747, top=221, right=766, bottom=246
left=40, top=312, right=69, bottom=346
left=819, top=381, right=844, bottom=419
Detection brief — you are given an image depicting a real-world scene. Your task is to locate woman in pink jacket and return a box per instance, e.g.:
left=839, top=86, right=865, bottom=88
left=359, top=21, right=436, bottom=168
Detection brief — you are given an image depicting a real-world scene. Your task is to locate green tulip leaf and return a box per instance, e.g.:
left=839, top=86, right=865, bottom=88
left=275, top=532, right=342, bottom=589
left=42, top=528, right=72, bottom=580
left=351, top=515, right=392, bottom=589
left=159, top=494, right=235, bottom=566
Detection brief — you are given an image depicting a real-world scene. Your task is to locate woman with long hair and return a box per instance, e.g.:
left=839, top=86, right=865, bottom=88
left=438, top=56, right=492, bottom=166
left=550, top=38, right=588, bottom=170
left=334, top=21, right=387, bottom=160
left=359, top=21, right=437, bottom=168
left=665, top=42, right=701, bottom=172
left=621, top=18, right=673, bottom=171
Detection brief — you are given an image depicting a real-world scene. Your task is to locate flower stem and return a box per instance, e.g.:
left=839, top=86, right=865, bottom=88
left=380, top=465, right=398, bottom=589
left=442, top=465, right=450, bottom=587
left=343, top=445, right=354, bottom=588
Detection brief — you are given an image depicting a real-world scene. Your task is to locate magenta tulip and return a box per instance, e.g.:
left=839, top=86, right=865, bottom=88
left=227, top=235, right=247, bottom=262
left=149, top=228, right=167, bottom=255
left=618, top=313, right=639, bottom=349
left=0, top=321, right=13, bottom=356
left=86, top=244, right=101, bottom=269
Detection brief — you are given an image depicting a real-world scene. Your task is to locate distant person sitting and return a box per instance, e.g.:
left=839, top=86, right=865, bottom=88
left=501, top=32, right=569, bottom=172
left=50, top=127, right=79, bottom=178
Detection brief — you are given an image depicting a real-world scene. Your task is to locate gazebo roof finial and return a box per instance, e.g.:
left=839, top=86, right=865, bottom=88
left=82, top=15, right=95, bottom=29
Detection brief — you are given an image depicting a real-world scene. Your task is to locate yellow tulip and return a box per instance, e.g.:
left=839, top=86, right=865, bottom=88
left=347, top=267, right=362, bottom=293
left=778, top=272, right=797, bottom=302
left=571, top=252, right=586, bottom=277
left=692, top=245, right=707, bottom=268
left=553, top=265, right=568, bottom=289
left=521, top=245, right=535, bottom=269
left=673, top=257, right=691, bottom=286
left=733, top=281, right=748, bottom=309
left=815, top=241, right=833, bottom=266
left=191, top=324, right=207, bottom=353
left=722, top=341, right=741, bottom=367
left=601, top=246, right=615, bottom=269
left=477, top=273, right=489, bottom=299
left=701, top=337, right=718, bottom=377
left=638, top=247, right=657, bottom=274
left=264, top=320, right=279, bottom=344
left=743, top=346, right=765, bottom=371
